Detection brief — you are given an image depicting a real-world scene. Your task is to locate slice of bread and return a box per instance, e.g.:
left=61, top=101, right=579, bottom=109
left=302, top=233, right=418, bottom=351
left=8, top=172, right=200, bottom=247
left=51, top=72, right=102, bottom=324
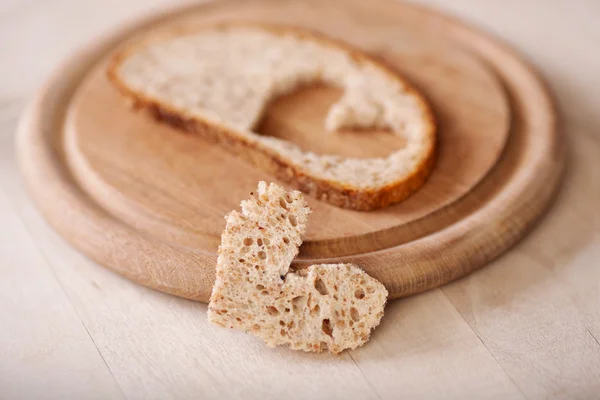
left=208, top=181, right=387, bottom=353
left=107, top=23, right=436, bottom=210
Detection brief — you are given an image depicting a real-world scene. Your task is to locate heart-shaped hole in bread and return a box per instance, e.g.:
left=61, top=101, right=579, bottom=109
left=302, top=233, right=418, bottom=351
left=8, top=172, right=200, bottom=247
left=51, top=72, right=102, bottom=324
left=256, top=84, right=407, bottom=159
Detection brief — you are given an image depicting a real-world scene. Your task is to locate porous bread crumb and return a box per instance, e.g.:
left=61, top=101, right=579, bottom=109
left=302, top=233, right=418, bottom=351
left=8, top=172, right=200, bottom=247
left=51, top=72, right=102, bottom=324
left=208, top=182, right=388, bottom=353
left=108, top=24, right=436, bottom=210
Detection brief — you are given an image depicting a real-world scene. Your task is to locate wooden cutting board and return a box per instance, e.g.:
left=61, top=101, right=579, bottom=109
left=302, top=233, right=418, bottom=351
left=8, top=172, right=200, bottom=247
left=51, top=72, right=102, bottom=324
left=17, top=0, right=563, bottom=302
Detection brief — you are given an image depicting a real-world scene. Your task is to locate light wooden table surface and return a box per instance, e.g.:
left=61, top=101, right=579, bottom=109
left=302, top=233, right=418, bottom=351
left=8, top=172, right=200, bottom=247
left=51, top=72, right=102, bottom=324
left=1, top=1, right=600, bottom=399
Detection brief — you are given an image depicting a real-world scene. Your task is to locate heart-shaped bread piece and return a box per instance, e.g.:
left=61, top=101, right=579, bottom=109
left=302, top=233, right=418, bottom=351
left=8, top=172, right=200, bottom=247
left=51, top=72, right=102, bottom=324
left=208, top=182, right=388, bottom=353
left=107, top=24, right=436, bottom=210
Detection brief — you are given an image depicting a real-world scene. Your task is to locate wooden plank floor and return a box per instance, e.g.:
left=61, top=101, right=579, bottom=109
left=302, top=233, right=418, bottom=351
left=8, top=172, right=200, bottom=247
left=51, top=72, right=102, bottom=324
left=1, top=0, right=599, bottom=398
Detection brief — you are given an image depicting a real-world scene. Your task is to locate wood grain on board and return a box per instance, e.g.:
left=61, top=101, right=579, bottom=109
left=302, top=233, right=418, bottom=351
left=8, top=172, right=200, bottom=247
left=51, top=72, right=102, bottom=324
left=4, top=0, right=600, bottom=398
left=17, top=0, right=561, bottom=302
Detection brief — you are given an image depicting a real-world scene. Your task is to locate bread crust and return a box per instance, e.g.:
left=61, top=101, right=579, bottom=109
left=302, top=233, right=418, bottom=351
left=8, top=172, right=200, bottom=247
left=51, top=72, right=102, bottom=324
left=107, top=23, right=437, bottom=211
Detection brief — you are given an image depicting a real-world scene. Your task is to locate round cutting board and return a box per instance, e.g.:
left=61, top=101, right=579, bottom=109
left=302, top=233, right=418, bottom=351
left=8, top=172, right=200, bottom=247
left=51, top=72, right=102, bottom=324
left=17, top=0, right=563, bottom=302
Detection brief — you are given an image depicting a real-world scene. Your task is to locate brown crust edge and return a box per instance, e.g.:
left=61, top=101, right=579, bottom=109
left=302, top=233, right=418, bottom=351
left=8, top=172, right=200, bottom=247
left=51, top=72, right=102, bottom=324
left=105, top=23, right=437, bottom=211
